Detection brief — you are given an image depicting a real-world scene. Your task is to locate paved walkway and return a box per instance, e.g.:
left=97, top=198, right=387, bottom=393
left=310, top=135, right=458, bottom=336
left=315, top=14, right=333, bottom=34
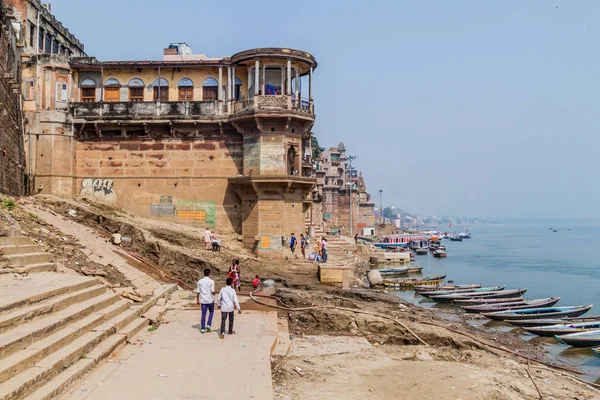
left=58, top=303, right=278, bottom=400
left=23, top=205, right=161, bottom=295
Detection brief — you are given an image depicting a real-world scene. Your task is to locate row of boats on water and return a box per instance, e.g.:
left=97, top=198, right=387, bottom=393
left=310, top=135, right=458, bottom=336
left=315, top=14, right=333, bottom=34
left=414, top=283, right=600, bottom=355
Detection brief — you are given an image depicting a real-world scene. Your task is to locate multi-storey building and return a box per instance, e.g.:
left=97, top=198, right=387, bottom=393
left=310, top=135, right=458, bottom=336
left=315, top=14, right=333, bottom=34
left=5, top=0, right=85, bottom=58
left=20, top=40, right=317, bottom=257
left=0, top=1, right=25, bottom=196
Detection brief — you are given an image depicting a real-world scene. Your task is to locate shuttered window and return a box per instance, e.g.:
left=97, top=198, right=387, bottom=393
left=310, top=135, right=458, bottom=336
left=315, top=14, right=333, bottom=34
left=56, top=82, right=68, bottom=102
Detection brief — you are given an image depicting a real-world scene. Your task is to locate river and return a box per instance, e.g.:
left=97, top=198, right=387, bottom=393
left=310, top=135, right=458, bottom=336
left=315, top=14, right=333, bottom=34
left=391, top=223, right=600, bottom=382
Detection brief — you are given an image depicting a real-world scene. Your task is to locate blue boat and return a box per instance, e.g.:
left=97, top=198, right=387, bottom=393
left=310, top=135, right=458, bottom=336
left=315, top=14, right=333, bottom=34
left=374, top=242, right=408, bottom=249
left=524, top=320, right=600, bottom=337
left=555, top=329, right=600, bottom=347
left=482, top=305, right=593, bottom=321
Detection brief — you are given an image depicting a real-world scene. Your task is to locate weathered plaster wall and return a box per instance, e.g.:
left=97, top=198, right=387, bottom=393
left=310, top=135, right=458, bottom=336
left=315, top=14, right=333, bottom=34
left=74, top=136, right=244, bottom=233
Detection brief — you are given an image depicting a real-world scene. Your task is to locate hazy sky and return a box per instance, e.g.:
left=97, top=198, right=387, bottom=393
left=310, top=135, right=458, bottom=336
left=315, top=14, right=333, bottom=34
left=50, top=0, right=600, bottom=219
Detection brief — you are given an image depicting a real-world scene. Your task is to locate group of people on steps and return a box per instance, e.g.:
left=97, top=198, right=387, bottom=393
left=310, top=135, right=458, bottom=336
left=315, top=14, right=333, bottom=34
left=289, top=232, right=328, bottom=262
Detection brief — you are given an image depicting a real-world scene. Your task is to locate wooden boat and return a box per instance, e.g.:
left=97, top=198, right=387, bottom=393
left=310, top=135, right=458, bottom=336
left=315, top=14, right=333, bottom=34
left=593, top=347, right=600, bottom=358
left=382, top=275, right=447, bottom=289
left=373, top=267, right=409, bottom=279
left=419, top=286, right=505, bottom=298
left=430, top=288, right=527, bottom=303
left=556, top=329, right=600, bottom=347
left=415, top=248, right=428, bottom=255
left=415, top=283, right=482, bottom=293
left=524, top=321, right=600, bottom=337
left=407, top=266, right=424, bottom=274
left=462, top=297, right=560, bottom=313
left=508, top=316, right=600, bottom=327
left=482, top=305, right=593, bottom=321
left=453, top=296, right=523, bottom=306
left=432, top=250, right=447, bottom=258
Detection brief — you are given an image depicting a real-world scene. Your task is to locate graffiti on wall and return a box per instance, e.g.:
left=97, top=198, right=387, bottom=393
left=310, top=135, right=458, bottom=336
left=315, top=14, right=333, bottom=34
left=150, top=197, right=217, bottom=228
left=323, top=213, right=333, bottom=221
left=80, top=179, right=117, bottom=202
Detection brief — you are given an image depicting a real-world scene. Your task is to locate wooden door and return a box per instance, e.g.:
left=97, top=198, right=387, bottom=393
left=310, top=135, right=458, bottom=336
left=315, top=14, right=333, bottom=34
left=104, top=87, right=120, bottom=102
left=178, top=87, right=193, bottom=102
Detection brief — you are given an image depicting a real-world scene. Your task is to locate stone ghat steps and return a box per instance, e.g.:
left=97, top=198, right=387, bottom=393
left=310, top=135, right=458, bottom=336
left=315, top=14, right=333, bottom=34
left=0, top=274, right=177, bottom=400
left=0, top=237, right=57, bottom=276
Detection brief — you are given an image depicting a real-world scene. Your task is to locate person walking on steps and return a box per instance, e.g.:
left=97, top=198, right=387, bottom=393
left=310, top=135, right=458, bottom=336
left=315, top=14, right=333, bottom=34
left=217, top=277, right=241, bottom=339
left=289, top=233, right=297, bottom=258
left=321, top=237, right=328, bottom=263
left=203, top=227, right=212, bottom=250
left=196, top=268, right=215, bottom=333
left=300, top=233, right=307, bottom=259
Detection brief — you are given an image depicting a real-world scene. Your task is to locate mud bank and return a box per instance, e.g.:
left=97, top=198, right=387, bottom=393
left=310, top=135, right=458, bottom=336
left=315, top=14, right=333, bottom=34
left=271, top=287, right=600, bottom=399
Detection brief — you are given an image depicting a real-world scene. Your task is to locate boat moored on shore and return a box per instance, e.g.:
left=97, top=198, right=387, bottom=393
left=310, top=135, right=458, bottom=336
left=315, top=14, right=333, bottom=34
left=462, top=297, right=560, bottom=313
left=524, top=321, right=600, bottom=337
left=482, top=305, right=593, bottom=321
left=555, top=329, right=600, bottom=347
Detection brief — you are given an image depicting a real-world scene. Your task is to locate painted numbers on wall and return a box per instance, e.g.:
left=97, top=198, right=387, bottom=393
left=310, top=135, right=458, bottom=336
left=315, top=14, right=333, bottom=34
left=80, top=179, right=117, bottom=203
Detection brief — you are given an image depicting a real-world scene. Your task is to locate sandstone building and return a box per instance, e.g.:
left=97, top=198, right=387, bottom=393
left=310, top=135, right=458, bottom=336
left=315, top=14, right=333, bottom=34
left=0, top=0, right=25, bottom=195
left=18, top=25, right=317, bottom=255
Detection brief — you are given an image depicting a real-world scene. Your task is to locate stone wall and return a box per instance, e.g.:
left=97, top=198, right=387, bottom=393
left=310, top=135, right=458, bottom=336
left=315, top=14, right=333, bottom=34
left=74, top=135, right=244, bottom=233
left=0, top=2, right=25, bottom=196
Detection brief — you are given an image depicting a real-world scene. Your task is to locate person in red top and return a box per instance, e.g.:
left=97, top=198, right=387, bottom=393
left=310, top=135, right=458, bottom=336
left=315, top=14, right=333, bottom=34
left=252, top=275, right=262, bottom=291
left=228, top=259, right=241, bottom=292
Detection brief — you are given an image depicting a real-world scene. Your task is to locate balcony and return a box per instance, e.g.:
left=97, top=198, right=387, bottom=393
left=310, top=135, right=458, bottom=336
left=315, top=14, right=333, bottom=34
left=233, top=95, right=314, bottom=115
left=70, top=101, right=220, bottom=120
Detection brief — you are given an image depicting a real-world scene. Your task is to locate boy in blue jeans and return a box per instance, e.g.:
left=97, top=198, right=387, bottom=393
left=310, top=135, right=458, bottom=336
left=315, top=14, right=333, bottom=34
left=196, top=268, right=216, bottom=333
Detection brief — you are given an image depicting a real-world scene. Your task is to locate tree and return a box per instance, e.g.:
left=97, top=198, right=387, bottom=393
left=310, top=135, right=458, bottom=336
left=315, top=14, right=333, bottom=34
left=311, top=135, right=325, bottom=159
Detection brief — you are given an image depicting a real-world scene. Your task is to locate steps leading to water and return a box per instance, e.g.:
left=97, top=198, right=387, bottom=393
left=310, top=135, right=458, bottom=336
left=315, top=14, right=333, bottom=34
left=0, top=236, right=177, bottom=400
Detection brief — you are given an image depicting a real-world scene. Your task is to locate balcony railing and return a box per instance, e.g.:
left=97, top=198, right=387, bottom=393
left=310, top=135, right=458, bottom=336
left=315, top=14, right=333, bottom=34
left=70, top=101, right=218, bottom=118
left=70, top=96, right=315, bottom=119
left=233, top=95, right=314, bottom=114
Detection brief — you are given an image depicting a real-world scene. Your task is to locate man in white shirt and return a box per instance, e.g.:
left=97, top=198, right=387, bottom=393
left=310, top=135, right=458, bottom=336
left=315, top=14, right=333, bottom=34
left=196, top=269, right=215, bottom=333
left=217, top=277, right=241, bottom=339
left=203, top=228, right=212, bottom=250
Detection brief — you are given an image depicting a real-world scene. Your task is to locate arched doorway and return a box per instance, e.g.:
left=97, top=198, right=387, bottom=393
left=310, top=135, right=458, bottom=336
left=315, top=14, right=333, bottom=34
left=178, top=78, right=194, bottom=101
left=153, top=77, right=169, bottom=102
left=202, top=77, right=218, bottom=101
left=128, top=78, right=145, bottom=102
left=80, top=79, right=96, bottom=102
left=104, top=78, right=120, bottom=102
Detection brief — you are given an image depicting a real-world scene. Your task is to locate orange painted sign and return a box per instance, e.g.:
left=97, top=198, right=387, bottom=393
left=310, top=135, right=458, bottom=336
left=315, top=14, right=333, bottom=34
left=261, top=235, right=271, bottom=249
left=177, top=210, right=206, bottom=220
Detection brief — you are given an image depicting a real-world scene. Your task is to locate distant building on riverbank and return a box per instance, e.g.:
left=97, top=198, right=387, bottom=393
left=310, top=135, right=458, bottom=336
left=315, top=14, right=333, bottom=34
left=307, top=142, right=375, bottom=235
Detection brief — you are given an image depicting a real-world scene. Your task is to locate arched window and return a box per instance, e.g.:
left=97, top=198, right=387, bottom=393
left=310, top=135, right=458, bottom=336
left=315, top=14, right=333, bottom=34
left=202, top=77, right=218, bottom=101
left=234, top=78, right=242, bottom=101
left=153, top=78, right=169, bottom=102
left=178, top=78, right=194, bottom=102
left=80, top=79, right=96, bottom=103
left=128, top=78, right=144, bottom=102
left=104, top=78, right=120, bottom=102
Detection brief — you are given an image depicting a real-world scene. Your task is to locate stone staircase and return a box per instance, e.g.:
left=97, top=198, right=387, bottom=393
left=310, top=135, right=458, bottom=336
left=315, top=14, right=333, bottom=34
left=305, top=223, right=353, bottom=257
left=0, top=237, right=177, bottom=400
left=0, top=237, right=56, bottom=275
